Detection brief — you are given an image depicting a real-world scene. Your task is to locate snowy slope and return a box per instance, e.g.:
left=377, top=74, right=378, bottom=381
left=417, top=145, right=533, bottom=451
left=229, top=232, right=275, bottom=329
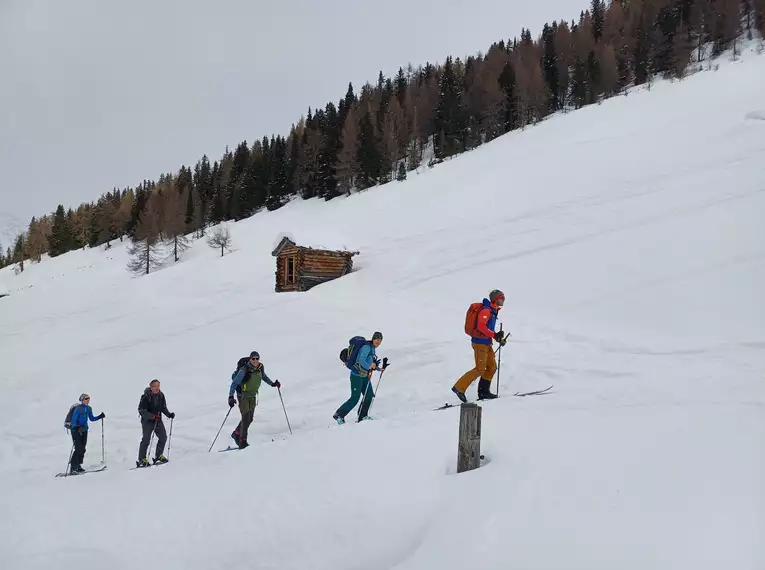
left=1, top=51, right=764, bottom=569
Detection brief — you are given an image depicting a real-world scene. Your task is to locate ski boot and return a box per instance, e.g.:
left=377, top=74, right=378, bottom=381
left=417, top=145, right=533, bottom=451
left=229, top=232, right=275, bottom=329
left=136, top=458, right=150, bottom=468
left=451, top=386, right=468, bottom=403
left=477, top=378, right=498, bottom=400
left=71, top=465, right=86, bottom=474
left=333, top=413, right=345, bottom=425
left=152, top=455, right=168, bottom=465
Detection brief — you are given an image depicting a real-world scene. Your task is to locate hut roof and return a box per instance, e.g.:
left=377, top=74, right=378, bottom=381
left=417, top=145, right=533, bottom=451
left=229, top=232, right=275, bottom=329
left=271, top=233, right=359, bottom=257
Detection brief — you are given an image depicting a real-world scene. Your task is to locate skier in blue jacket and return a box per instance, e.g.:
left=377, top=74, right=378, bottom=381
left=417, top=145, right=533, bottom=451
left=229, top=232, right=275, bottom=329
left=68, top=393, right=105, bottom=474
left=334, top=332, right=383, bottom=424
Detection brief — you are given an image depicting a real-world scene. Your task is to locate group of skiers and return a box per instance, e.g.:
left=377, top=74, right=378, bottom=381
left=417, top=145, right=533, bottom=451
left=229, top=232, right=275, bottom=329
left=63, top=289, right=507, bottom=473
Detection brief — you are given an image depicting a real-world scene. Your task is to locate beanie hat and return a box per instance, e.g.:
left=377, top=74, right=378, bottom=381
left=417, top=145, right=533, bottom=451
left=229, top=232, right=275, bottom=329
left=489, top=289, right=505, bottom=303
left=372, top=331, right=383, bottom=341
left=249, top=351, right=260, bottom=359
left=79, top=393, right=90, bottom=402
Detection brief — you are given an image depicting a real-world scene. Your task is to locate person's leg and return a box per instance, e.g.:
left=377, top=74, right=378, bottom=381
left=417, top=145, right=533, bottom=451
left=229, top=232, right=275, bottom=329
left=335, top=374, right=366, bottom=419
left=454, top=343, right=489, bottom=393
left=71, top=430, right=85, bottom=469
left=153, top=420, right=168, bottom=458
left=138, top=421, right=154, bottom=461
left=239, top=397, right=256, bottom=443
left=358, top=376, right=375, bottom=419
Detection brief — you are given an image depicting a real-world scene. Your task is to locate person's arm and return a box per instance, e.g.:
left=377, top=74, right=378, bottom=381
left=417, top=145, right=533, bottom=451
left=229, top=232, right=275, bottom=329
left=260, top=365, right=276, bottom=387
left=138, top=393, right=154, bottom=421
left=229, top=368, right=246, bottom=397
left=355, top=344, right=375, bottom=374
left=88, top=406, right=99, bottom=422
left=476, top=308, right=496, bottom=338
left=161, top=394, right=172, bottom=417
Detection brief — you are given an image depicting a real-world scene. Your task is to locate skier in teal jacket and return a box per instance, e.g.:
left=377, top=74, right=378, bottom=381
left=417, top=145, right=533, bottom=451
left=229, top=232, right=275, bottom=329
left=334, top=332, right=383, bottom=424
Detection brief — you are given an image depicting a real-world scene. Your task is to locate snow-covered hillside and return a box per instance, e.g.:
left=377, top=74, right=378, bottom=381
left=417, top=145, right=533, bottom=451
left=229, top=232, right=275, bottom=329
left=1, top=51, right=764, bottom=569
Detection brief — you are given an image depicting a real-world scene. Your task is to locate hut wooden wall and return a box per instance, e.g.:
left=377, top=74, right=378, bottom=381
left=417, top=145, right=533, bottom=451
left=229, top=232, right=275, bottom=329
left=275, top=244, right=300, bottom=292
left=275, top=245, right=355, bottom=292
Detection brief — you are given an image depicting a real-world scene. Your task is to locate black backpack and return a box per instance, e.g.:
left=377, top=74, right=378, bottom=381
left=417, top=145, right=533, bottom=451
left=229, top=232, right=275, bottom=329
left=231, top=357, right=249, bottom=380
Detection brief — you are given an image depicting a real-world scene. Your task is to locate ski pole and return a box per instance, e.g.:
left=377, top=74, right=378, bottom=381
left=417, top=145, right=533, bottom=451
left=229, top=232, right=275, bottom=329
left=374, top=357, right=389, bottom=393
left=167, top=417, right=174, bottom=459
left=101, top=419, right=105, bottom=464
left=65, top=444, right=74, bottom=477
left=208, top=407, right=232, bottom=452
left=496, top=323, right=503, bottom=396
left=277, top=386, right=292, bottom=435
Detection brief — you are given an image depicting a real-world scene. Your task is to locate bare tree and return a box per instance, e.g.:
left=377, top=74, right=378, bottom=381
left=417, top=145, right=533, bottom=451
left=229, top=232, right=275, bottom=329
left=127, top=199, right=163, bottom=275
left=207, top=224, right=232, bottom=257
left=162, top=187, right=191, bottom=262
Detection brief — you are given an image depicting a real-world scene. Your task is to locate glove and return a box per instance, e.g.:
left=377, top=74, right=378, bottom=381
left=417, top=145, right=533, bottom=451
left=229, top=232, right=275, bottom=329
left=98, top=412, right=106, bottom=420
left=168, top=412, right=176, bottom=419
left=494, top=330, right=506, bottom=345
left=273, top=380, right=281, bottom=389
left=228, top=396, right=236, bottom=408
left=152, top=414, right=161, bottom=422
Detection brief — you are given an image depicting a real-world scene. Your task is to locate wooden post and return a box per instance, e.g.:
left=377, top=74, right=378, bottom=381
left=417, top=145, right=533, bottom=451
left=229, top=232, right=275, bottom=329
left=457, top=402, right=482, bottom=473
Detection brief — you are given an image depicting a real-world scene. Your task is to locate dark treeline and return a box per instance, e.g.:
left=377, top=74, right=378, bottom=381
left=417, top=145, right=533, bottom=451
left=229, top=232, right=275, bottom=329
left=2, top=0, right=763, bottom=271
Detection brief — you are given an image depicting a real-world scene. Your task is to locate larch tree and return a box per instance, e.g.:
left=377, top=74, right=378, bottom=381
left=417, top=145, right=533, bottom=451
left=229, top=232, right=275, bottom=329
left=126, top=194, right=163, bottom=275
left=25, top=217, right=48, bottom=262
left=162, top=187, right=191, bottom=262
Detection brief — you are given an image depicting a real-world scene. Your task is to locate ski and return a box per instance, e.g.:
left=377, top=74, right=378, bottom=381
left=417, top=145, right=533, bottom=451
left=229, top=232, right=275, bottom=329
left=513, top=385, right=554, bottom=397
left=218, top=446, right=243, bottom=452
left=55, top=464, right=107, bottom=478
left=434, top=397, right=501, bottom=410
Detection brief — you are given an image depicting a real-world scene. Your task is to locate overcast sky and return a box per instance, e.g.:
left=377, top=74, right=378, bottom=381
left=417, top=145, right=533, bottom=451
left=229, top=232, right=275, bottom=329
left=0, top=0, right=582, bottom=238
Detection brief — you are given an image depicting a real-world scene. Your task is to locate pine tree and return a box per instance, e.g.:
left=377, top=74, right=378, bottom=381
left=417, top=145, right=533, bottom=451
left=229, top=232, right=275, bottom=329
left=49, top=205, right=74, bottom=257
left=318, top=102, right=341, bottom=200
left=498, top=61, right=517, bottom=131
left=542, top=23, right=560, bottom=112
left=356, top=106, right=381, bottom=189
left=267, top=136, right=290, bottom=210
left=591, top=0, right=605, bottom=42
left=13, top=234, right=25, bottom=272
left=396, top=162, right=407, bottom=182
left=337, top=106, right=360, bottom=194
left=434, top=56, right=467, bottom=158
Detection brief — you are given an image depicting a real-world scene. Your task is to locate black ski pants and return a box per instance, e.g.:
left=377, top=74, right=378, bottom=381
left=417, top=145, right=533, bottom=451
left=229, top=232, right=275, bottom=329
left=138, top=418, right=167, bottom=460
left=70, top=429, right=88, bottom=469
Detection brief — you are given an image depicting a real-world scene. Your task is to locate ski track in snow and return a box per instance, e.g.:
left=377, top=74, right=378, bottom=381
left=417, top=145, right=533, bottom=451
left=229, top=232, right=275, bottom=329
left=1, top=49, right=765, bottom=570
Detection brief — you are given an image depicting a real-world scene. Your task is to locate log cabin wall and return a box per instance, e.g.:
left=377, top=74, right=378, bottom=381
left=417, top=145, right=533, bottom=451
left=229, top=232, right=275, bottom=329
left=273, top=239, right=356, bottom=292
left=274, top=244, right=300, bottom=292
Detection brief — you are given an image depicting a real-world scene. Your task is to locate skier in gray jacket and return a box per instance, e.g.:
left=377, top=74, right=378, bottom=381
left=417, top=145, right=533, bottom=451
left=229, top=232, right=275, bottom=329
left=136, top=379, right=175, bottom=467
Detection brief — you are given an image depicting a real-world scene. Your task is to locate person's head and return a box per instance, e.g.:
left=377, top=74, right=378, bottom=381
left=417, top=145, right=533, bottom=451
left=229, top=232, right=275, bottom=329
left=489, top=289, right=505, bottom=308
left=248, top=351, right=260, bottom=367
left=79, top=393, right=90, bottom=405
left=149, top=379, right=161, bottom=394
left=371, top=331, right=383, bottom=348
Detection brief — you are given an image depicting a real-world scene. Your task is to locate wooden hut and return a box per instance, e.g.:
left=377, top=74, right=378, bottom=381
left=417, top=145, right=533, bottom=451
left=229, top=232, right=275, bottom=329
left=271, top=236, right=358, bottom=292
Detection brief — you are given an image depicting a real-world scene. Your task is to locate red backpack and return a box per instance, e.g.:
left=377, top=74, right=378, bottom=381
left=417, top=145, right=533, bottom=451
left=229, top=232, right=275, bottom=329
left=464, top=302, right=485, bottom=337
